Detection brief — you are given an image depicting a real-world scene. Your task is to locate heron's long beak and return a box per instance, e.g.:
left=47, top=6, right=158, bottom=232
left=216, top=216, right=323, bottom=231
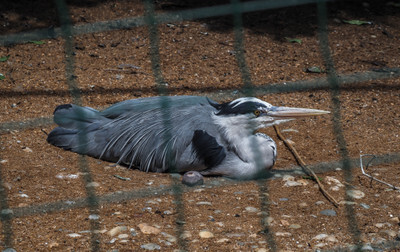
left=267, top=106, right=330, bottom=118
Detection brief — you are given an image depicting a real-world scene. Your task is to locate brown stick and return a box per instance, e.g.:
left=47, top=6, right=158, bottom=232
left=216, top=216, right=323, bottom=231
left=273, top=125, right=339, bottom=208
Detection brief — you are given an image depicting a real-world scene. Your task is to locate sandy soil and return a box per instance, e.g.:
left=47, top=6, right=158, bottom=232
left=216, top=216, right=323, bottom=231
left=0, top=0, right=400, bottom=251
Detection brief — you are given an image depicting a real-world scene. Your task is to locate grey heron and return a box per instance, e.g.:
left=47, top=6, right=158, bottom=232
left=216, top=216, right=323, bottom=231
left=47, top=96, right=329, bottom=180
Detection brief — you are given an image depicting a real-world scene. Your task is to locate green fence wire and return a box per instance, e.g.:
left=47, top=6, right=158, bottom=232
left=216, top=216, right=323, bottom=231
left=1, top=0, right=400, bottom=251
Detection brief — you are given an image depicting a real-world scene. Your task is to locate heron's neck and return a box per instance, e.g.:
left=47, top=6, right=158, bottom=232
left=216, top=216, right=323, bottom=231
left=213, top=115, right=258, bottom=160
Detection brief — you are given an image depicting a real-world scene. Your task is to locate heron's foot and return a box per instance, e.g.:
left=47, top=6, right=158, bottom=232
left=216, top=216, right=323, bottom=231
left=182, top=171, right=204, bottom=186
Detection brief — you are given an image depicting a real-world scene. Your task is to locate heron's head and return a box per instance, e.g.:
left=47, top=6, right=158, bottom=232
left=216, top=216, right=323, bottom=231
left=211, top=97, right=329, bottom=130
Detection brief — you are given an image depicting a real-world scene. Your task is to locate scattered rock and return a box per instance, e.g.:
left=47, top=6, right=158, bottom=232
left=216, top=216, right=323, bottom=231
left=315, top=201, right=325, bottom=205
left=360, top=203, right=370, bottom=209
left=180, top=231, right=192, bottom=239
left=282, top=175, right=295, bottom=181
left=389, top=217, right=399, bottom=223
left=289, top=224, right=301, bottom=229
left=118, top=234, right=129, bottom=239
left=381, top=229, right=397, bottom=237
left=245, top=206, right=259, bottom=213
left=86, top=182, right=100, bottom=188
left=313, top=233, right=328, bottom=240
left=275, top=232, right=292, bottom=237
left=196, top=201, right=212, bottom=206
left=138, top=223, right=161, bottom=235
left=325, top=176, right=344, bottom=187
left=88, top=214, right=100, bottom=220
left=216, top=238, right=230, bottom=243
left=199, top=230, right=214, bottom=238
left=130, top=228, right=137, bottom=237
left=163, top=210, right=173, bottom=215
left=182, top=171, right=204, bottom=186
left=361, top=244, right=374, bottom=251
left=346, top=189, right=365, bottom=199
left=375, top=223, right=390, bottom=228
left=67, top=233, right=81, bottom=238
left=299, top=202, right=308, bottom=208
left=263, top=216, right=274, bottom=225
left=284, top=180, right=303, bottom=187
left=141, top=243, right=161, bottom=250
left=161, top=232, right=177, bottom=243
left=22, top=146, right=33, bottom=153
left=108, top=226, right=127, bottom=237
left=280, top=219, right=290, bottom=226
left=320, top=209, right=337, bottom=216
left=48, top=242, right=59, bottom=248
left=325, top=235, right=338, bottom=242
left=339, top=201, right=357, bottom=205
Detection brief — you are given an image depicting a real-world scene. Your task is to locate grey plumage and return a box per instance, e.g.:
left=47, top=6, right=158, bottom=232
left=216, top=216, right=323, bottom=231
left=47, top=95, right=329, bottom=179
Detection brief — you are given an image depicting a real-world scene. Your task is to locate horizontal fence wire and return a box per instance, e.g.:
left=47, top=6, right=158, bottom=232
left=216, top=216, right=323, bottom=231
left=1, top=0, right=400, bottom=251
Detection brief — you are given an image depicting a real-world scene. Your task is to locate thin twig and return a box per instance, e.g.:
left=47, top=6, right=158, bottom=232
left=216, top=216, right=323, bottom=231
left=274, top=125, right=339, bottom=208
left=360, top=154, right=400, bottom=191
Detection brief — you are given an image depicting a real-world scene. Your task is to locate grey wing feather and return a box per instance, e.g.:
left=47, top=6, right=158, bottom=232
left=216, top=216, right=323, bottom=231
left=96, top=96, right=221, bottom=172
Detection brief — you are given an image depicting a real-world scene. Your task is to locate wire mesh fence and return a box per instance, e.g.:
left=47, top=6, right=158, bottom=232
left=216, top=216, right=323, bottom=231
left=1, top=0, right=400, bottom=251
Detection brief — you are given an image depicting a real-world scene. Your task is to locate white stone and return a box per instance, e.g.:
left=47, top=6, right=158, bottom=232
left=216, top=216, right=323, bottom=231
left=313, top=234, right=328, bottom=240
left=346, top=189, right=365, bottom=199
left=199, top=230, right=214, bottom=238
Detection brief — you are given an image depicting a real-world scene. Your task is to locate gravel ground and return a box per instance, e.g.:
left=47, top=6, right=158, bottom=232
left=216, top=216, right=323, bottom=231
left=1, top=0, right=400, bottom=251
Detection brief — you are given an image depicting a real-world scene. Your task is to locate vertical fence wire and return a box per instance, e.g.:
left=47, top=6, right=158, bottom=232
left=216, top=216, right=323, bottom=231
left=143, top=0, right=188, bottom=249
left=316, top=1, right=362, bottom=248
left=54, top=0, right=101, bottom=250
left=230, top=0, right=277, bottom=250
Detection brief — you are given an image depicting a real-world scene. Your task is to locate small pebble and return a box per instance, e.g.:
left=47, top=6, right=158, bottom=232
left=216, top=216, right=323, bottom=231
left=284, top=180, right=303, bottom=187
left=141, top=243, right=161, bottom=250
left=199, top=230, right=214, bottom=238
left=86, top=182, right=100, bottom=188
left=299, top=202, right=308, bottom=208
left=88, top=214, right=100, bottom=220
left=282, top=175, right=295, bottom=181
left=108, top=226, right=127, bottom=237
left=180, top=231, right=192, bottom=239
left=313, top=233, right=328, bottom=240
left=245, top=206, right=259, bottom=213
left=216, top=238, right=230, bottom=243
left=381, top=230, right=397, bottom=237
left=320, top=209, right=337, bottom=216
left=289, top=224, right=301, bottom=229
left=130, top=228, right=137, bottom=236
left=182, top=171, right=204, bottom=186
left=22, top=147, right=33, bottom=153
left=67, top=233, right=81, bottom=238
left=138, top=223, right=161, bottom=235
left=346, top=189, right=365, bottom=199
left=196, top=201, right=212, bottom=206
left=275, top=232, right=292, bottom=237
left=361, top=244, right=374, bottom=251
left=118, top=234, right=129, bottom=239
left=360, top=203, right=370, bottom=209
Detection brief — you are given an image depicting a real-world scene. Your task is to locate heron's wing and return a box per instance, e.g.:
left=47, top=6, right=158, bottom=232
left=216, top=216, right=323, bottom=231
left=98, top=96, right=222, bottom=172
left=100, top=96, right=214, bottom=119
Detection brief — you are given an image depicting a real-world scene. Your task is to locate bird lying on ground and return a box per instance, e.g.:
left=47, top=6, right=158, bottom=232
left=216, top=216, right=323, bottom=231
left=47, top=96, right=329, bottom=180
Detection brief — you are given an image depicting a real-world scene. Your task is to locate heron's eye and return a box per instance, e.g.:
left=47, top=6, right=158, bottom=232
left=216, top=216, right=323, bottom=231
left=254, top=110, right=261, bottom=117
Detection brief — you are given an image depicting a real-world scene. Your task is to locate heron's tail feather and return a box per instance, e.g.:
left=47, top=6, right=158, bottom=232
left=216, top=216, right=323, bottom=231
left=47, top=104, right=108, bottom=157
left=47, top=127, right=81, bottom=151
left=52, top=104, right=101, bottom=129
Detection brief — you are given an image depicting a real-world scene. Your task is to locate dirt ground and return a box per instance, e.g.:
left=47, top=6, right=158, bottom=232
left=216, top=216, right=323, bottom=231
left=1, top=0, right=400, bottom=251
